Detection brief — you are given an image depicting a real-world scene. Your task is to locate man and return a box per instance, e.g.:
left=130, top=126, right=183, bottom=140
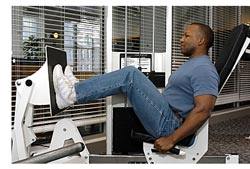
left=53, top=23, right=219, bottom=153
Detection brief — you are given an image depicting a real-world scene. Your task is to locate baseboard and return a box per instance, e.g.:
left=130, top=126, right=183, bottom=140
left=210, top=106, right=250, bottom=125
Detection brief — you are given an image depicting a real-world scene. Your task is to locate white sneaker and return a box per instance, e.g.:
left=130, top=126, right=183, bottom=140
left=53, top=64, right=76, bottom=109
left=55, top=92, right=71, bottom=110
left=64, top=65, right=79, bottom=85
left=64, top=65, right=78, bottom=105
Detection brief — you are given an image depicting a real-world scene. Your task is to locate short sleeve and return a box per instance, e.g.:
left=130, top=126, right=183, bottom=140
left=191, top=65, right=219, bottom=97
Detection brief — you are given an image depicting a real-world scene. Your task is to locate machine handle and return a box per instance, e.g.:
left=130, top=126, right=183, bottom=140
left=131, top=129, right=185, bottom=155
left=152, top=147, right=186, bottom=155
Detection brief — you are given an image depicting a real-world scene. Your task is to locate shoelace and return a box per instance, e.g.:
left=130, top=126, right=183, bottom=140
left=62, top=75, right=74, bottom=88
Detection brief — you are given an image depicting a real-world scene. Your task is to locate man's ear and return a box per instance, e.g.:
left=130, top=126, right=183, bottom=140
left=198, top=37, right=206, bottom=46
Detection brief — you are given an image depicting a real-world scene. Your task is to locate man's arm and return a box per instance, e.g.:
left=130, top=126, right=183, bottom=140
left=154, top=94, right=216, bottom=153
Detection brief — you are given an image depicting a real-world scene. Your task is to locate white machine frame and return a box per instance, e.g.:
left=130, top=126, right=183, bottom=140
left=11, top=60, right=89, bottom=163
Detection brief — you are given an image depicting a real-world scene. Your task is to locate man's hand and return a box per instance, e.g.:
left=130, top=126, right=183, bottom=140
left=154, top=136, right=176, bottom=153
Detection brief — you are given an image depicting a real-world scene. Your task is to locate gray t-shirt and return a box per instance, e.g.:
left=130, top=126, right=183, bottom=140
left=162, top=55, right=220, bottom=118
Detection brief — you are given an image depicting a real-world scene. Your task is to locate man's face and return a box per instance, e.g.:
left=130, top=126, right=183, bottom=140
left=180, top=25, right=201, bottom=57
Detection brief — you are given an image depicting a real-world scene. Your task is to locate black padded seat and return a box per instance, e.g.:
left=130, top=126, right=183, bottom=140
left=242, top=52, right=250, bottom=61
left=215, top=24, right=250, bottom=90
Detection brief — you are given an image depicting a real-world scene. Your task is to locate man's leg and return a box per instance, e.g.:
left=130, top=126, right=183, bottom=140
left=74, top=66, right=181, bottom=138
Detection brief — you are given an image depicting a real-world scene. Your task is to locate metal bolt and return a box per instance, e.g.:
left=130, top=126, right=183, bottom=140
left=25, top=79, right=32, bottom=87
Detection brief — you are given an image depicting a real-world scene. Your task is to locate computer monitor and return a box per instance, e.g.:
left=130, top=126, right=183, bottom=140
left=120, top=53, right=152, bottom=72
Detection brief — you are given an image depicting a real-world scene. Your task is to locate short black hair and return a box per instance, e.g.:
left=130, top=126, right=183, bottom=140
left=190, top=22, right=214, bottom=50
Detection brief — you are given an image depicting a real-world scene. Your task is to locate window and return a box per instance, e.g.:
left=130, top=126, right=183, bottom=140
left=12, top=6, right=106, bottom=141
left=239, top=7, right=250, bottom=102
left=112, top=6, right=166, bottom=53
left=64, top=18, right=102, bottom=72
left=212, top=6, right=239, bottom=105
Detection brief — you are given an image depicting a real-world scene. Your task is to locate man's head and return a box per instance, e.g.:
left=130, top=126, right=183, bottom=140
left=180, top=23, right=214, bottom=57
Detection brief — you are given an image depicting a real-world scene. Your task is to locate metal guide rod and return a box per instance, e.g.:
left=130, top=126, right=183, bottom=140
left=13, top=142, right=85, bottom=164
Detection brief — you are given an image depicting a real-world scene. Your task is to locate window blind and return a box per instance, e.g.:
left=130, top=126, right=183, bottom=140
left=239, top=6, right=250, bottom=102
left=212, top=6, right=239, bottom=105
left=112, top=6, right=166, bottom=53
left=11, top=6, right=106, bottom=135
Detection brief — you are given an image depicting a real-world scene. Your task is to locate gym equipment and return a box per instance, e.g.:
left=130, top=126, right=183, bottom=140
left=11, top=24, right=250, bottom=163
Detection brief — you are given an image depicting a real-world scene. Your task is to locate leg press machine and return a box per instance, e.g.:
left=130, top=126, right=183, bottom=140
left=11, top=24, right=250, bottom=163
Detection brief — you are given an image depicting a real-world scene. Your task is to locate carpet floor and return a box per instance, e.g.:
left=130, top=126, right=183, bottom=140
left=205, top=114, right=250, bottom=163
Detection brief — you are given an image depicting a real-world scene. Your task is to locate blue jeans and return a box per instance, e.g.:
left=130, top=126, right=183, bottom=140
left=75, top=66, right=182, bottom=139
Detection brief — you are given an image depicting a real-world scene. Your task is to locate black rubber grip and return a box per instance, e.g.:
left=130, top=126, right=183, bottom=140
left=152, top=147, right=180, bottom=155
